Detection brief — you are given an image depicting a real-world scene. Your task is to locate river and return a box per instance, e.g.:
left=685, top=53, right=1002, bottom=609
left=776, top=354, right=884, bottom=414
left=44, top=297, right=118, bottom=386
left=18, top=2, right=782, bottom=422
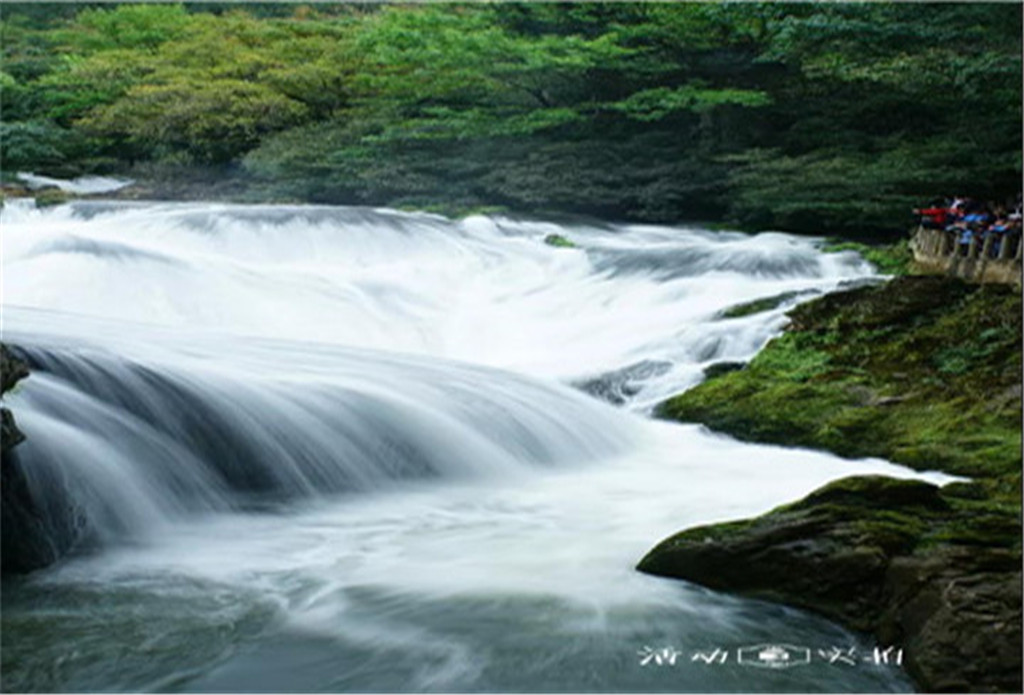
left=1, top=200, right=948, bottom=692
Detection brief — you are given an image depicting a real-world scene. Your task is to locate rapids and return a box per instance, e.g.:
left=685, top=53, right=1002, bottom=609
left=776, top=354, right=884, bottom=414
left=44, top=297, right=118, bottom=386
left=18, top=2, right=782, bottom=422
left=1, top=200, right=947, bottom=692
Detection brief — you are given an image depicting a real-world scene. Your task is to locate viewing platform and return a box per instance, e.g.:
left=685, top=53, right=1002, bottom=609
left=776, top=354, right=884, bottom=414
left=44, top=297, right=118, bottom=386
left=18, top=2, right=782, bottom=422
left=910, top=225, right=1022, bottom=285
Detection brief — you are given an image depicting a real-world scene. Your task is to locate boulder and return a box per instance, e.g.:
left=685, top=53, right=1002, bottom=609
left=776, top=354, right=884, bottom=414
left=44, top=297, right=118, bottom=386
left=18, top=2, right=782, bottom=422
left=637, top=475, right=1022, bottom=693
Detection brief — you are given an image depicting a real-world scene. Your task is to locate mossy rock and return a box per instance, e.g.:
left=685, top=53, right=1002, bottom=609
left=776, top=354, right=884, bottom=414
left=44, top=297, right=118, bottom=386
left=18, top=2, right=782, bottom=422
left=658, top=276, right=1021, bottom=480
left=543, top=233, right=577, bottom=249
left=786, top=275, right=971, bottom=333
left=822, top=239, right=913, bottom=276
left=646, top=275, right=1022, bottom=692
left=701, top=361, right=746, bottom=379
left=718, top=291, right=802, bottom=319
left=636, top=475, right=940, bottom=630
left=795, top=475, right=947, bottom=512
left=33, top=188, right=73, bottom=208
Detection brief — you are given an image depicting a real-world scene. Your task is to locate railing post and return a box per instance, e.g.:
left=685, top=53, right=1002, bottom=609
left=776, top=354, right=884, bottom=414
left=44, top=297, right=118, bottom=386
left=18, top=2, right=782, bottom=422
left=967, top=233, right=979, bottom=259
left=998, top=233, right=1012, bottom=260
left=981, top=233, right=994, bottom=260
left=1016, top=236, right=1023, bottom=261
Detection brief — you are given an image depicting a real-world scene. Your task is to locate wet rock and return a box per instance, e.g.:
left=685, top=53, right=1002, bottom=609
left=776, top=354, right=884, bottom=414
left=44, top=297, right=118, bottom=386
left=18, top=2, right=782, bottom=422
left=638, top=476, right=1022, bottom=693
left=2, top=343, right=30, bottom=397
left=0, top=343, right=68, bottom=574
left=574, top=360, right=672, bottom=405
left=881, top=548, right=1022, bottom=693
left=717, top=290, right=805, bottom=319
left=2, top=343, right=30, bottom=454
left=702, top=361, right=746, bottom=380
left=544, top=233, right=577, bottom=249
left=33, top=188, right=74, bottom=208
left=1, top=408, right=25, bottom=452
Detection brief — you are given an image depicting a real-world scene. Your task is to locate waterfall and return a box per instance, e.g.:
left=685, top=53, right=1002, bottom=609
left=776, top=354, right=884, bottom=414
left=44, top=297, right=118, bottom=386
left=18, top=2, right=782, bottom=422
left=2, top=199, right=934, bottom=692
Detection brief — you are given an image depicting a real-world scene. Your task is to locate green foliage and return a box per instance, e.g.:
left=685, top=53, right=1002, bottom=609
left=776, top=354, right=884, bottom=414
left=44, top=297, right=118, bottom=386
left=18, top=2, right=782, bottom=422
left=0, top=3, right=1019, bottom=231
left=57, top=4, right=192, bottom=51
left=610, top=85, right=771, bottom=121
left=0, top=120, right=68, bottom=170
left=81, top=79, right=307, bottom=163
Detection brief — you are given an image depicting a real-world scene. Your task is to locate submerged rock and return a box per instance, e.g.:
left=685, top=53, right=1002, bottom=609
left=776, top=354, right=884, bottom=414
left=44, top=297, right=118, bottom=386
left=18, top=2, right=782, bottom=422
left=574, top=360, right=672, bottom=405
left=33, top=188, right=74, bottom=208
left=543, top=233, right=577, bottom=249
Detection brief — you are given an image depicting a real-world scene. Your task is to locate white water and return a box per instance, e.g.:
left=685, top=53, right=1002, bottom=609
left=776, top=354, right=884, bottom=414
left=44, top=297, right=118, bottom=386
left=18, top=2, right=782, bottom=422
left=15, top=172, right=134, bottom=195
left=1, top=200, right=948, bottom=692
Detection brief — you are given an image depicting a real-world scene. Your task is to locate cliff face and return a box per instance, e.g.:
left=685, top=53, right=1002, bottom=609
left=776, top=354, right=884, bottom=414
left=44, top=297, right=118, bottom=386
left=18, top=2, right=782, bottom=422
left=644, top=276, right=1022, bottom=693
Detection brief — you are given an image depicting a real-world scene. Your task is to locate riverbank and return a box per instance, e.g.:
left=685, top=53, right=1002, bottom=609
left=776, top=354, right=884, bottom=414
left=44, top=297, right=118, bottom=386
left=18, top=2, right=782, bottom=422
left=642, top=275, right=1022, bottom=692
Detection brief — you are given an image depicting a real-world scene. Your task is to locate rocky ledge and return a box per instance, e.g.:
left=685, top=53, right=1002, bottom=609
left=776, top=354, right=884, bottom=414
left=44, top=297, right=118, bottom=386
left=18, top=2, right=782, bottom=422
left=643, top=276, right=1022, bottom=693
left=638, top=475, right=1021, bottom=692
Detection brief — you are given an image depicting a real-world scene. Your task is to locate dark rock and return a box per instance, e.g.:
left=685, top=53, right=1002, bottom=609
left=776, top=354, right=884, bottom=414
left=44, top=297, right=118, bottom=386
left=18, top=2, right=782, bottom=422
left=1, top=448, right=82, bottom=574
left=702, top=361, right=746, bottom=380
left=786, top=275, right=971, bottom=333
left=1, top=408, right=25, bottom=452
left=574, top=360, right=672, bottom=405
left=638, top=476, right=1022, bottom=693
left=2, top=343, right=29, bottom=455
left=543, top=233, right=576, bottom=248
left=2, top=342, right=30, bottom=397
left=0, top=342, right=62, bottom=574
left=881, top=548, right=1022, bottom=693
left=717, top=290, right=805, bottom=319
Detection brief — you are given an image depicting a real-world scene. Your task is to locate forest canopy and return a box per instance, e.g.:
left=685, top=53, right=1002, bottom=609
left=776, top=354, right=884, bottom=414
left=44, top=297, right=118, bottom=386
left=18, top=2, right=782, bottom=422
left=1, top=2, right=1020, bottom=234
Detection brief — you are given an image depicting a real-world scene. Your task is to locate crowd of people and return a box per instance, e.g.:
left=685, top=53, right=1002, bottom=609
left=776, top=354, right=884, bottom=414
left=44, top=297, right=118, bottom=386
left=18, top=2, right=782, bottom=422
left=914, top=194, right=1023, bottom=258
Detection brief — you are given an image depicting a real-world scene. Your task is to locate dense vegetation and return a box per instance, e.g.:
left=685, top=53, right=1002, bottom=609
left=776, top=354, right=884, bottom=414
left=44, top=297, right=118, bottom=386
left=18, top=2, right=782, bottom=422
left=2, top=3, right=1021, bottom=234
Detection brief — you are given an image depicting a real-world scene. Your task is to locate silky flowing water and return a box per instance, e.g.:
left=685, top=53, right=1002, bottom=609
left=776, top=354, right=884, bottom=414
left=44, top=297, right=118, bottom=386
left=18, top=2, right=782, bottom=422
left=1, top=200, right=949, bottom=692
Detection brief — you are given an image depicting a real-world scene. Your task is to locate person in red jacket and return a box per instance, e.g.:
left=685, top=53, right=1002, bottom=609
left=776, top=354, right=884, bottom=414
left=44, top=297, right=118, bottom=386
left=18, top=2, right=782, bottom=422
left=914, top=205, right=950, bottom=229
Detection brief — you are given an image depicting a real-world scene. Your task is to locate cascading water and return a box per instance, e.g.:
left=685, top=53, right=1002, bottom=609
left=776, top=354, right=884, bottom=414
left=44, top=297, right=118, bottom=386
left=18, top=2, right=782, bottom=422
left=1, top=199, right=950, bottom=692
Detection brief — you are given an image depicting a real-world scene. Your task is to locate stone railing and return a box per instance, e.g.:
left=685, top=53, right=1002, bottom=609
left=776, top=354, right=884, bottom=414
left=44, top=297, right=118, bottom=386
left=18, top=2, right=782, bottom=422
left=910, top=226, right=1022, bottom=285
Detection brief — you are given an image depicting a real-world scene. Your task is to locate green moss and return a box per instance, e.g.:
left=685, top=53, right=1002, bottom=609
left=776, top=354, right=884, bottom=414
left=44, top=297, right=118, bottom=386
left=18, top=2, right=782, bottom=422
left=746, top=332, right=833, bottom=381
left=33, top=189, right=72, bottom=208
left=544, top=233, right=577, bottom=249
left=702, top=361, right=746, bottom=380
left=657, top=275, right=1022, bottom=565
left=394, top=202, right=509, bottom=218
left=719, top=291, right=802, bottom=319
left=822, top=239, right=913, bottom=276
left=663, top=277, right=1021, bottom=478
